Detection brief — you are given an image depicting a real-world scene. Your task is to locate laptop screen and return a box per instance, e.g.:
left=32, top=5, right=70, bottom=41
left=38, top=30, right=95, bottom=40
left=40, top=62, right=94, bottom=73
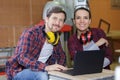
left=73, top=50, right=105, bottom=75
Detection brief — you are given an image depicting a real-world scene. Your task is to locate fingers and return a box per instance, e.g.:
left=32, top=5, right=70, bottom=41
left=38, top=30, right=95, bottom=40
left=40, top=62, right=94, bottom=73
left=105, top=40, right=109, bottom=46
left=45, top=64, right=68, bottom=71
left=55, top=64, right=68, bottom=71
left=102, top=38, right=109, bottom=46
left=54, top=64, right=68, bottom=71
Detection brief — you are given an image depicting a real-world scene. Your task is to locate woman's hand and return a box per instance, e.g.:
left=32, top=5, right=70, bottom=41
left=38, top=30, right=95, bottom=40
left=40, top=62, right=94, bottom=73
left=96, top=38, right=109, bottom=47
left=45, top=64, right=68, bottom=71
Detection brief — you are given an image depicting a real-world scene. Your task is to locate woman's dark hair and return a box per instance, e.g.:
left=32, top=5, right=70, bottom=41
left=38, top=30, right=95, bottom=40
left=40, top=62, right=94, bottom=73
left=46, top=6, right=66, bottom=22
left=74, top=7, right=91, bottom=19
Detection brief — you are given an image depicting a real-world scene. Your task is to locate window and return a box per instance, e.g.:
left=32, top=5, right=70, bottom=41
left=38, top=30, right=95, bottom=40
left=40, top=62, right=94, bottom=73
left=111, top=0, right=120, bottom=8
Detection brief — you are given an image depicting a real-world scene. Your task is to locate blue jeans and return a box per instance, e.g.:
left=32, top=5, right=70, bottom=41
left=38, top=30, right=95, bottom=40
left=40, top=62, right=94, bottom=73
left=12, top=69, right=48, bottom=80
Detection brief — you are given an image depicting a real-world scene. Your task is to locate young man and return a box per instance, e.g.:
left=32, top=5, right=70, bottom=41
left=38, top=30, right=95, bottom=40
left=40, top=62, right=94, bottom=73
left=5, top=6, right=67, bottom=80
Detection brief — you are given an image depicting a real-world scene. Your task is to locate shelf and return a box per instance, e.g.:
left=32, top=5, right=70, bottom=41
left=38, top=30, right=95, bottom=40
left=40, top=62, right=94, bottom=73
left=0, top=64, right=5, bottom=68
left=0, top=56, right=11, bottom=59
left=0, top=64, right=5, bottom=72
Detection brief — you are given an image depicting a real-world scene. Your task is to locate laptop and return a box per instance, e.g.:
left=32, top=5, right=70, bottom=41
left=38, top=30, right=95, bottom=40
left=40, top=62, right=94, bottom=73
left=62, top=50, right=105, bottom=76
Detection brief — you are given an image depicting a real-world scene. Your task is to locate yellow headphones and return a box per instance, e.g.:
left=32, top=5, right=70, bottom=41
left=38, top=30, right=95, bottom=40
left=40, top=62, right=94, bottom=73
left=46, top=32, right=60, bottom=45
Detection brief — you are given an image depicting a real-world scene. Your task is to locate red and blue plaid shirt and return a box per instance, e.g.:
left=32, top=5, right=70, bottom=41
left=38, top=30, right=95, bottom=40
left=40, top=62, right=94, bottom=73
left=5, top=25, right=66, bottom=80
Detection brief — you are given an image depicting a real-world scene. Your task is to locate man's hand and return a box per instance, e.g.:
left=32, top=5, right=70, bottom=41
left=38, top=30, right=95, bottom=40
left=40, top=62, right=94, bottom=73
left=45, top=64, right=68, bottom=71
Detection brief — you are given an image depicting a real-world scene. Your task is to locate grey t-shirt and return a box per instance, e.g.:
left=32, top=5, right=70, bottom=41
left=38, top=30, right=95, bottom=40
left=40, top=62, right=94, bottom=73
left=83, top=40, right=100, bottom=51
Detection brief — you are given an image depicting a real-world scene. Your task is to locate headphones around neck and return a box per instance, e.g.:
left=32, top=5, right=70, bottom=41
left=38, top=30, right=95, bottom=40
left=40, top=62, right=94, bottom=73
left=80, top=30, right=93, bottom=44
left=45, top=32, right=60, bottom=45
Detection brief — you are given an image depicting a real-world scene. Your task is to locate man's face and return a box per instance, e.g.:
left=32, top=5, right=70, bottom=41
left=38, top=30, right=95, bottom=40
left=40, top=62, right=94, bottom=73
left=45, top=13, right=65, bottom=32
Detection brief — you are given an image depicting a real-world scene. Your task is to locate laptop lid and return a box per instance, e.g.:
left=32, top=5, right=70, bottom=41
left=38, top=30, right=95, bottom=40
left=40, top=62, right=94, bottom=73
left=72, top=50, right=105, bottom=75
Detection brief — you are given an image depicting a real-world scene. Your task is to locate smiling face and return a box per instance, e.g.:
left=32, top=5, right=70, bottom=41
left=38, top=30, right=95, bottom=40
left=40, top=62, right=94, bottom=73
left=73, top=8, right=91, bottom=33
left=45, top=12, right=65, bottom=32
left=44, top=6, right=66, bottom=33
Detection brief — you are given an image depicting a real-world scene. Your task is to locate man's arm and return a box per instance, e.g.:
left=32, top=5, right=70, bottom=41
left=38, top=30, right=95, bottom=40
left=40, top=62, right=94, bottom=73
left=16, top=29, right=46, bottom=71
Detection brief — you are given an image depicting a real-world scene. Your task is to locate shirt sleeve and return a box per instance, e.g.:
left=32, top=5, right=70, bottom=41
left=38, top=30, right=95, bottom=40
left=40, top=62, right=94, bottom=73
left=103, top=57, right=110, bottom=68
left=16, top=29, right=46, bottom=71
left=56, top=41, right=66, bottom=66
left=97, top=29, right=113, bottom=68
left=67, top=35, right=78, bottom=60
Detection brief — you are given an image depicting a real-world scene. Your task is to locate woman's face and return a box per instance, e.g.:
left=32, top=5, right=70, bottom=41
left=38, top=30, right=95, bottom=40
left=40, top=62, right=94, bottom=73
left=73, top=9, right=91, bottom=33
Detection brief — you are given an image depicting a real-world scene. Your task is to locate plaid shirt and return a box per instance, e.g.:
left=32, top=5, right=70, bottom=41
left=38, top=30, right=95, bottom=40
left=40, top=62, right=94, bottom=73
left=67, top=28, right=113, bottom=69
left=5, top=25, right=66, bottom=80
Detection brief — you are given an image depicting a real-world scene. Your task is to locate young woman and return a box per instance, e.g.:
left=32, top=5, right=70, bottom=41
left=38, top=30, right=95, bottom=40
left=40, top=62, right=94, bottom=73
left=67, top=7, right=113, bottom=69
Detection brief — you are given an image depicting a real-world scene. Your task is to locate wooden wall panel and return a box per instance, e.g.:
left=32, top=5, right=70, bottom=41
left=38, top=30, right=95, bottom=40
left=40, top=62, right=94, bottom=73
left=13, top=26, right=30, bottom=46
left=89, top=0, right=120, bottom=30
left=0, top=0, right=50, bottom=26
left=0, top=0, right=30, bottom=26
left=0, top=26, right=13, bottom=47
left=32, top=0, right=47, bottom=25
left=0, top=0, right=51, bottom=47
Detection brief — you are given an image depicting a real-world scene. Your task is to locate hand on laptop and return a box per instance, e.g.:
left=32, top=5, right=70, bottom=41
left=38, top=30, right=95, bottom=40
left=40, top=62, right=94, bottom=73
left=96, top=38, right=109, bottom=47
left=45, top=64, right=68, bottom=71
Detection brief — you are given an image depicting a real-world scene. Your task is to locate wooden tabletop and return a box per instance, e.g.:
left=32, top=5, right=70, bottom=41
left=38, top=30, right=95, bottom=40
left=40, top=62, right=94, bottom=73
left=48, top=69, right=114, bottom=80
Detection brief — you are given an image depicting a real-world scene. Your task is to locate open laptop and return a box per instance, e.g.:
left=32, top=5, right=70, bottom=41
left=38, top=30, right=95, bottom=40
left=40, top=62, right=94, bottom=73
left=62, top=50, right=105, bottom=76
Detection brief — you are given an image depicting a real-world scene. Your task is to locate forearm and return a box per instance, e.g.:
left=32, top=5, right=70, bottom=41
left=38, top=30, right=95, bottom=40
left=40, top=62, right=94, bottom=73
left=101, top=45, right=113, bottom=68
left=57, top=43, right=66, bottom=65
left=58, top=53, right=66, bottom=66
left=17, top=53, right=46, bottom=71
left=60, top=47, right=66, bottom=65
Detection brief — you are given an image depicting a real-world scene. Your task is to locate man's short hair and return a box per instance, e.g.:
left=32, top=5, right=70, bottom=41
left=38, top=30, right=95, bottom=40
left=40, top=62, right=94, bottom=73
left=46, top=6, right=66, bottom=22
